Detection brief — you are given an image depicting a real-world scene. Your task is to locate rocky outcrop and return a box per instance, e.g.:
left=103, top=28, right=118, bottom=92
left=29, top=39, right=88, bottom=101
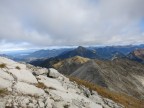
left=0, top=57, right=123, bottom=108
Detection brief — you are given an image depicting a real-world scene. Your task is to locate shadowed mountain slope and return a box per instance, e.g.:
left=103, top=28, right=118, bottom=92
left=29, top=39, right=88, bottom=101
left=70, top=59, right=144, bottom=99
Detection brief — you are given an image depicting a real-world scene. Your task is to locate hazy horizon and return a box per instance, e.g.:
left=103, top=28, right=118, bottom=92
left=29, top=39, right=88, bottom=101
left=1, top=43, right=144, bottom=53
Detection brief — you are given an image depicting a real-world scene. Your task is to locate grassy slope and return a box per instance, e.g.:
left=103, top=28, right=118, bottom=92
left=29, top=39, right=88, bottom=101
left=69, top=77, right=144, bottom=108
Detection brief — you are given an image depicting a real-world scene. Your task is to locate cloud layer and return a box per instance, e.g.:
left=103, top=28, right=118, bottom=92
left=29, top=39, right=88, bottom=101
left=0, top=0, right=144, bottom=50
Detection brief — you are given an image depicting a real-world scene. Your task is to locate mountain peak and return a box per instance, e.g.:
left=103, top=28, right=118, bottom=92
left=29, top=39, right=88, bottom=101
left=76, top=46, right=86, bottom=51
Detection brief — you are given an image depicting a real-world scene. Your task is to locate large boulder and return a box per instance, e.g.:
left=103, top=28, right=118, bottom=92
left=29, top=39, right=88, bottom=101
left=48, top=68, right=61, bottom=78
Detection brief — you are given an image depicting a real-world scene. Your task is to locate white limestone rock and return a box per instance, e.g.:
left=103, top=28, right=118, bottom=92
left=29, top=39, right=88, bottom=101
left=0, top=69, right=14, bottom=81
left=45, top=97, right=53, bottom=108
left=48, top=68, right=61, bottom=78
left=35, top=68, right=48, bottom=75
left=50, top=90, right=102, bottom=108
left=0, top=77, right=12, bottom=89
left=14, top=82, right=45, bottom=96
left=8, top=68, right=37, bottom=84
left=0, top=57, right=26, bottom=69
left=38, top=100, right=45, bottom=108
left=0, top=57, right=37, bottom=84
left=0, top=100, right=6, bottom=108
left=37, top=75, right=66, bottom=91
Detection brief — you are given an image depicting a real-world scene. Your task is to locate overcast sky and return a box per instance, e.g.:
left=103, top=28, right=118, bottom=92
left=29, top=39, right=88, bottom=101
left=0, top=0, right=144, bottom=51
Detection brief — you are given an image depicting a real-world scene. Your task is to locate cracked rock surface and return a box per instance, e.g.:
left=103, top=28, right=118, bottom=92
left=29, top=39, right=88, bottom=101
left=0, top=57, right=123, bottom=108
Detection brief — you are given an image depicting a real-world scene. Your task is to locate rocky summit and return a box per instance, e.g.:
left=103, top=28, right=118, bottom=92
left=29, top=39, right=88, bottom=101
left=0, top=57, right=123, bottom=108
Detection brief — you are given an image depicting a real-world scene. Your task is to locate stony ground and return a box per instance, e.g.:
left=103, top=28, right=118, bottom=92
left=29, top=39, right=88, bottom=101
left=0, top=57, right=123, bottom=108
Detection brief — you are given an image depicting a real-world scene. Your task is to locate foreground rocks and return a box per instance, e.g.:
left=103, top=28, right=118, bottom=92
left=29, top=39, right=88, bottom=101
left=0, top=57, right=123, bottom=108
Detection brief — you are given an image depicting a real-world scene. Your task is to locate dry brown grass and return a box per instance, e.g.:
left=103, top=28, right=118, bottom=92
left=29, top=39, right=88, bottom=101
left=36, top=82, right=56, bottom=90
left=0, top=63, right=6, bottom=68
left=0, top=89, right=6, bottom=94
left=69, top=77, right=144, bottom=108
left=0, top=89, right=9, bottom=97
left=36, top=82, right=47, bottom=89
left=5, top=107, right=13, bottom=108
left=15, top=66, right=21, bottom=70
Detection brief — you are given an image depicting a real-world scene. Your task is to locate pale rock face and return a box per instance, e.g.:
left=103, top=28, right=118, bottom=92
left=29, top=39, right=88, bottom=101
left=0, top=57, right=124, bottom=108
left=14, top=82, right=45, bottom=96
left=0, top=69, right=14, bottom=81
left=38, top=100, right=45, bottom=108
left=0, top=77, right=12, bottom=89
left=37, top=75, right=66, bottom=91
left=35, top=68, right=48, bottom=75
left=0, top=57, right=26, bottom=69
left=0, top=57, right=37, bottom=84
left=50, top=90, right=102, bottom=108
left=0, top=57, right=16, bottom=65
left=8, top=69, right=38, bottom=84
left=31, top=66, right=48, bottom=75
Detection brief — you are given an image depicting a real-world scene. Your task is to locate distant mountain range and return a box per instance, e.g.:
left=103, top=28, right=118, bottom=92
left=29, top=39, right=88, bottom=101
left=4, top=44, right=144, bottom=62
left=29, top=44, right=144, bottom=60
left=3, top=48, right=72, bottom=62
left=26, top=48, right=72, bottom=59
left=93, top=44, right=144, bottom=59
left=30, top=45, right=144, bottom=67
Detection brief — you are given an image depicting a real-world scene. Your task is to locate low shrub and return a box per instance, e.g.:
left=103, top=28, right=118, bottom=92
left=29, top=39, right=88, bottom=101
left=0, top=63, right=6, bottom=68
left=36, top=82, right=47, bottom=89
left=0, top=89, right=8, bottom=96
left=63, top=104, right=69, bottom=108
left=15, top=66, right=21, bottom=70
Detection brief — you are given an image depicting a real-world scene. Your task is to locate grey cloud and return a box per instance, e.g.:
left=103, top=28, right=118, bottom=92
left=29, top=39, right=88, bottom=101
left=0, top=0, right=144, bottom=50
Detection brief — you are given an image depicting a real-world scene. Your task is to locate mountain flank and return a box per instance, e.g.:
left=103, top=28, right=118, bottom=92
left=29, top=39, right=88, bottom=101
left=53, top=56, right=90, bottom=75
